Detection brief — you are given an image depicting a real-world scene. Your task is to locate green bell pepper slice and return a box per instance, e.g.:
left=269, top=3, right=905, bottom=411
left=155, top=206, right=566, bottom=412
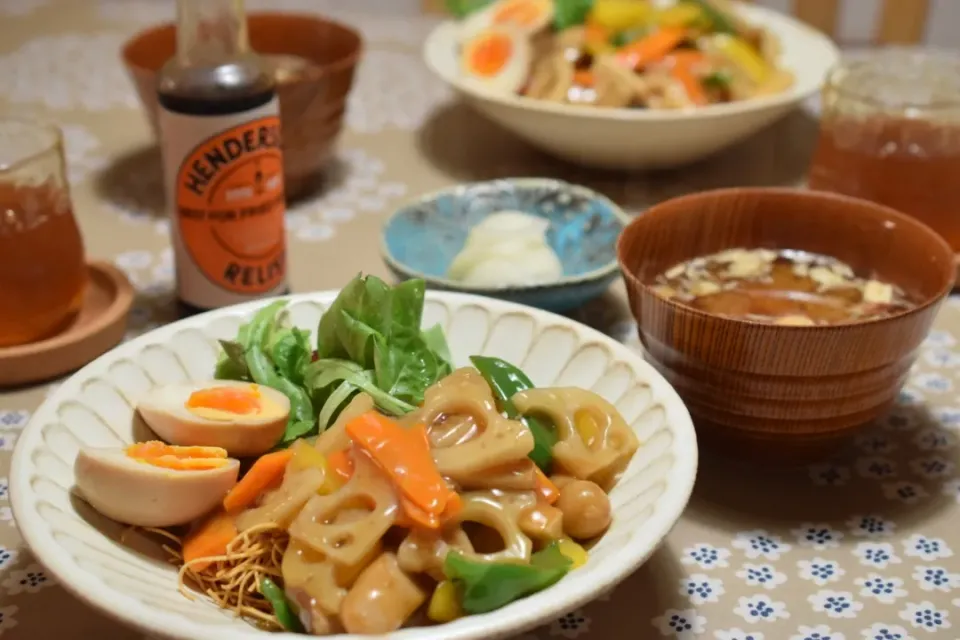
left=443, top=542, right=573, bottom=614
left=259, top=577, right=306, bottom=633
left=469, top=355, right=557, bottom=472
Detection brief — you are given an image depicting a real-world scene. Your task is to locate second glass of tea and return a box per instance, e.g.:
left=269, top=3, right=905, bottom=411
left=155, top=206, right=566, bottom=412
left=0, top=119, right=87, bottom=348
left=808, top=50, right=960, bottom=265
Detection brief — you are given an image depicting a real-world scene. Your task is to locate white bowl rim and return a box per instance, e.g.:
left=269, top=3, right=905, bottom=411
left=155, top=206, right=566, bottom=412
left=11, top=289, right=698, bottom=640
left=380, top=178, right=632, bottom=293
left=423, top=2, right=841, bottom=121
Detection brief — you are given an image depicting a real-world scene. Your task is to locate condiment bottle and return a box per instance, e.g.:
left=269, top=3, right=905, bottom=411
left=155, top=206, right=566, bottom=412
left=157, top=0, right=288, bottom=315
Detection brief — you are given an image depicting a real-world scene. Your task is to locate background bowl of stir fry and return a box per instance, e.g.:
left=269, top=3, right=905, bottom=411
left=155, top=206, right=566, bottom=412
left=424, top=0, right=839, bottom=169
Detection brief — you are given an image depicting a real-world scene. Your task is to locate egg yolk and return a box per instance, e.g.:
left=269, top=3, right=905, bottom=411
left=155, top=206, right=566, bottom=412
left=126, top=441, right=230, bottom=471
left=468, top=32, right=514, bottom=77
left=492, top=0, right=543, bottom=27
left=186, top=385, right=262, bottom=415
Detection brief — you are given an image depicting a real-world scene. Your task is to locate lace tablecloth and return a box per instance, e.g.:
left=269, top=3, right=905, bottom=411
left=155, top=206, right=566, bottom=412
left=0, top=2, right=957, bottom=639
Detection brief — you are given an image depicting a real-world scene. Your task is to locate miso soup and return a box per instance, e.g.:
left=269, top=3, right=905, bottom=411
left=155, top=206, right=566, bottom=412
left=651, top=248, right=918, bottom=326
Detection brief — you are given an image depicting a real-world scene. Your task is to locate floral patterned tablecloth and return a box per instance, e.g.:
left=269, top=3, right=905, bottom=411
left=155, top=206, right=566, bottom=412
left=0, top=2, right=958, bottom=639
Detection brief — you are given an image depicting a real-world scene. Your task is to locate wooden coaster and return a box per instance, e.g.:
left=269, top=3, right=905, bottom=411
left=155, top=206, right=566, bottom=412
left=0, top=261, right=134, bottom=387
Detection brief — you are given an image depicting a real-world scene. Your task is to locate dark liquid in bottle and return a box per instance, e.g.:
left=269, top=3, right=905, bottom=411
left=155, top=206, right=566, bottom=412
left=159, top=61, right=286, bottom=318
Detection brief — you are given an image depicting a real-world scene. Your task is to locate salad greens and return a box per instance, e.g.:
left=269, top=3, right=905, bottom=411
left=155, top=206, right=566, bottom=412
left=214, top=274, right=453, bottom=446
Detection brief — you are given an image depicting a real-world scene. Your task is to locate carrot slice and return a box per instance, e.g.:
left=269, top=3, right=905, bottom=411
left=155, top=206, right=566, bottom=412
left=617, top=27, right=687, bottom=68
left=534, top=467, right=560, bottom=505
left=573, top=70, right=595, bottom=87
left=345, top=412, right=457, bottom=529
left=396, top=491, right=463, bottom=530
left=664, top=52, right=708, bottom=106
left=670, top=63, right=707, bottom=105
left=182, top=510, right=237, bottom=573
left=222, top=449, right=293, bottom=513
left=327, top=449, right=355, bottom=483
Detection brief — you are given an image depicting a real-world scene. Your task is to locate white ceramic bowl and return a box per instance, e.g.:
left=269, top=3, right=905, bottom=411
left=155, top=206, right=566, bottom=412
left=423, top=2, right=839, bottom=170
left=11, top=291, right=698, bottom=640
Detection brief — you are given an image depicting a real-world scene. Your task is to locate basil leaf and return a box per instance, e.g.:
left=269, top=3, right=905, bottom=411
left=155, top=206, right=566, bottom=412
left=373, top=330, right=442, bottom=407
left=214, top=339, right=250, bottom=381
left=316, top=380, right=358, bottom=432
left=317, top=274, right=393, bottom=366
left=314, top=274, right=449, bottom=409
left=277, top=420, right=318, bottom=447
left=269, top=327, right=312, bottom=385
left=304, top=358, right=415, bottom=417
left=421, top=323, right=455, bottom=374
left=388, top=278, right=426, bottom=335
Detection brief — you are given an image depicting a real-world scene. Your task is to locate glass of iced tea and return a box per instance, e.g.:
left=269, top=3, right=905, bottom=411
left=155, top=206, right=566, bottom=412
left=0, top=119, right=86, bottom=347
left=808, top=50, right=960, bottom=260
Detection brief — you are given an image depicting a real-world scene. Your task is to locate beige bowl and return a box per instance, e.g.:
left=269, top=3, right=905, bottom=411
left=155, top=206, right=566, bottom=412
left=122, top=12, right=363, bottom=199
left=423, top=3, right=838, bottom=170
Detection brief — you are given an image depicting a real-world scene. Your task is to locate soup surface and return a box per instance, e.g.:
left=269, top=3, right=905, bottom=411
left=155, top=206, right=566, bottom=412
left=651, top=248, right=917, bottom=325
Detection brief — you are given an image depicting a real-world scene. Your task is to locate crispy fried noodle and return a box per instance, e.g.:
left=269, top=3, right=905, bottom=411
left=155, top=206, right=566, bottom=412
left=143, top=524, right=289, bottom=630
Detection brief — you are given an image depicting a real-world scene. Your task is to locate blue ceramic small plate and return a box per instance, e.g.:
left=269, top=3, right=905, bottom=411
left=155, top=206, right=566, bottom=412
left=381, top=178, right=630, bottom=312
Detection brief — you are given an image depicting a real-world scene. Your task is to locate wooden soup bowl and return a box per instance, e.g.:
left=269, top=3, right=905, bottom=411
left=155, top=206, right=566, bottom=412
left=122, top=12, right=362, bottom=200
left=618, top=188, right=954, bottom=460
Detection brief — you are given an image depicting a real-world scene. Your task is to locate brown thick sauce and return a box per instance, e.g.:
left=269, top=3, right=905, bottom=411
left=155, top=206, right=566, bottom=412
left=652, top=248, right=917, bottom=325
left=808, top=116, right=960, bottom=251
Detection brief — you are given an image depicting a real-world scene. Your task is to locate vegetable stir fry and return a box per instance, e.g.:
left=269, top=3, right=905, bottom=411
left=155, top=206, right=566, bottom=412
left=452, top=0, right=794, bottom=109
left=75, top=273, right=643, bottom=635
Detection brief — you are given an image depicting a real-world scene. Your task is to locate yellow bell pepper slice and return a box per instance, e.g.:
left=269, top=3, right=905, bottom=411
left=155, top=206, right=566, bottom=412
left=288, top=440, right=328, bottom=472
left=574, top=410, right=600, bottom=447
left=589, top=0, right=654, bottom=33
left=427, top=580, right=464, bottom=623
left=712, top=33, right=770, bottom=84
left=652, top=4, right=703, bottom=28
left=288, top=440, right=340, bottom=495
left=557, top=538, right=589, bottom=568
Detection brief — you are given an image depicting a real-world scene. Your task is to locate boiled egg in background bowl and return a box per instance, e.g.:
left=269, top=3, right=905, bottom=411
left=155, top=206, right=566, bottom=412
left=74, top=442, right=239, bottom=528
left=137, top=380, right=290, bottom=457
left=460, top=24, right=533, bottom=95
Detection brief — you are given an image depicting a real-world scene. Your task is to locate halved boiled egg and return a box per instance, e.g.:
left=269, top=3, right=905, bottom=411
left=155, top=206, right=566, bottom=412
left=460, top=0, right=555, bottom=41
left=137, top=380, right=290, bottom=457
left=460, top=25, right=533, bottom=95
left=74, top=442, right=239, bottom=527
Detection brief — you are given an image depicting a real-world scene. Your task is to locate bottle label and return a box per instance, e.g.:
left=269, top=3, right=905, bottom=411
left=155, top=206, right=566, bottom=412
left=159, top=97, right=287, bottom=309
